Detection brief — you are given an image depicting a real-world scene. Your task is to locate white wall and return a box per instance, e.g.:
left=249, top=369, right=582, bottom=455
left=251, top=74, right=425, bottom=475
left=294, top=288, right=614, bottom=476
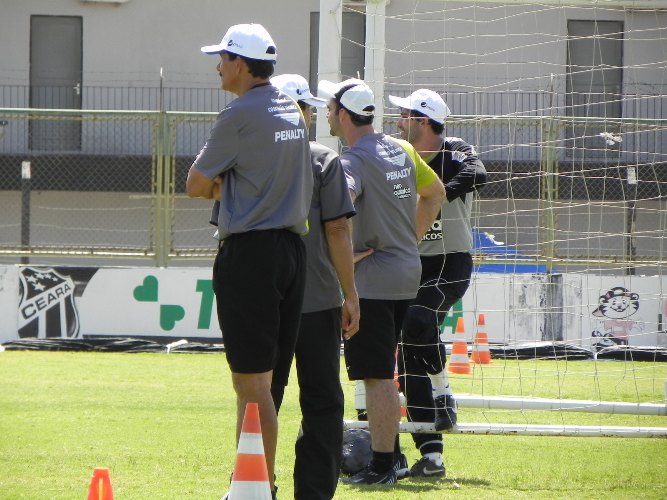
left=0, top=0, right=321, bottom=90
left=3, top=1, right=665, bottom=96
left=382, top=2, right=667, bottom=95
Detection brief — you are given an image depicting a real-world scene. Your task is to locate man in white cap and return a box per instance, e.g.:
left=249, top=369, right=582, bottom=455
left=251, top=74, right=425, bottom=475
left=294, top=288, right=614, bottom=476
left=186, top=24, right=312, bottom=499
left=388, top=89, right=486, bottom=477
left=269, top=74, right=359, bottom=500
left=319, top=78, right=446, bottom=485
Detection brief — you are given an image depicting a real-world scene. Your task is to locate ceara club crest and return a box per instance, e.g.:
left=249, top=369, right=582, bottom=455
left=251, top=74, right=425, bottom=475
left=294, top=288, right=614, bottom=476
left=18, top=267, right=80, bottom=338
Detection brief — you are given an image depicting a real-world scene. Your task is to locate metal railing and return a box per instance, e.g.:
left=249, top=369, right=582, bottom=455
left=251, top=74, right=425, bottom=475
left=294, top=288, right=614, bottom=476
left=0, top=108, right=665, bottom=270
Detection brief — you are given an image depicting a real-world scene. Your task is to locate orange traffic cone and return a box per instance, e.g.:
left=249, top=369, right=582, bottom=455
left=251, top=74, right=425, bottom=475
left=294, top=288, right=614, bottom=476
left=447, top=317, right=471, bottom=374
left=394, top=348, right=408, bottom=418
left=470, top=313, right=493, bottom=365
left=228, top=402, right=272, bottom=499
left=355, top=374, right=407, bottom=418
left=393, top=358, right=407, bottom=418
left=87, top=467, right=113, bottom=500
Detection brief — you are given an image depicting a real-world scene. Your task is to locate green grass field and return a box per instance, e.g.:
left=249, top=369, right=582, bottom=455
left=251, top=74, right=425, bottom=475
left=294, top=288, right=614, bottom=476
left=1, top=351, right=665, bottom=499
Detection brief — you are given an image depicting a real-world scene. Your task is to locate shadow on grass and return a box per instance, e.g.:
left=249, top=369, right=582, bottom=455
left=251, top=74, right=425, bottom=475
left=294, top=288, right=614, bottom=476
left=342, top=475, right=492, bottom=493
left=438, top=476, right=493, bottom=487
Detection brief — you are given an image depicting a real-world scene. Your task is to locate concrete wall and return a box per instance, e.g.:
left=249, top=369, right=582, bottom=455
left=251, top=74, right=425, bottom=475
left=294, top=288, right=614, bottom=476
left=383, top=3, right=667, bottom=96
left=0, top=0, right=321, bottom=91
left=2, top=1, right=665, bottom=99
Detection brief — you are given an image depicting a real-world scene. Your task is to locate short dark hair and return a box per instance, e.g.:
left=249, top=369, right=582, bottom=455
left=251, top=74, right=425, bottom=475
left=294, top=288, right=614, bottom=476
left=333, top=85, right=374, bottom=126
left=296, top=100, right=309, bottom=112
left=225, top=51, right=275, bottom=79
left=407, top=109, right=444, bottom=135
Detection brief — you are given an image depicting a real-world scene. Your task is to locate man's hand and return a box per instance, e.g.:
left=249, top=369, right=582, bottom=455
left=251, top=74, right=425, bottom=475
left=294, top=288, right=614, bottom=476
left=341, top=293, right=360, bottom=340
left=353, top=248, right=374, bottom=264
left=324, top=216, right=361, bottom=340
left=186, top=165, right=222, bottom=200
left=212, top=176, right=224, bottom=201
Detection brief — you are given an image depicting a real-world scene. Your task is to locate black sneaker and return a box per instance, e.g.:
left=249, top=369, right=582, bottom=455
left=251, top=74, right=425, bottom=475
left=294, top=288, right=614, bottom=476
left=393, top=453, right=410, bottom=480
left=341, top=465, right=397, bottom=485
left=434, top=394, right=457, bottom=431
left=410, top=456, right=446, bottom=477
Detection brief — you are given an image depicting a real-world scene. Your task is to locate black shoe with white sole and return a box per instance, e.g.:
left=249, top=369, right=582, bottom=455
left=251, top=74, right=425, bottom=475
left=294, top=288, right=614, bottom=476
left=342, top=465, right=397, bottom=485
left=393, top=453, right=410, bottom=480
left=409, top=456, right=446, bottom=477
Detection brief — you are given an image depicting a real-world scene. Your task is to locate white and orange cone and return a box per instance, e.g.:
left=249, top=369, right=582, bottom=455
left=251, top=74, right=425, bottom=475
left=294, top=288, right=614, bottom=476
left=88, top=467, right=113, bottom=500
left=228, top=402, right=272, bottom=499
left=87, top=467, right=113, bottom=500
left=470, top=313, right=493, bottom=365
left=394, top=359, right=407, bottom=418
left=355, top=371, right=407, bottom=418
left=447, top=317, right=471, bottom=374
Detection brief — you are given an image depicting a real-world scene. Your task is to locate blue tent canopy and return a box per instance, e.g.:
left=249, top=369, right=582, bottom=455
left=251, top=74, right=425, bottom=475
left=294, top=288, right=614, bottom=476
left=472, top=229, right=547, bottom=274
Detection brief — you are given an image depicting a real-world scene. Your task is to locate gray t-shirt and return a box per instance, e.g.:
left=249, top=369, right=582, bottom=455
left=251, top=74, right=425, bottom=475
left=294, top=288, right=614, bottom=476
left=419, top=137, right=486, bottom=255
left=420, top=192, right=473, bottom=255
left=342, top=134, right=438, bottom=300
left=194, top=84, right=312, bottom=240
left=301, top=142, right=356, bottom=314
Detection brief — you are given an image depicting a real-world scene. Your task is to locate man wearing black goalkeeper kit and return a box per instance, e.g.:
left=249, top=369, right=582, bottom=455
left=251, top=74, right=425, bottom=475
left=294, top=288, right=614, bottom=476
left=389, top=89, right=487, bottom=478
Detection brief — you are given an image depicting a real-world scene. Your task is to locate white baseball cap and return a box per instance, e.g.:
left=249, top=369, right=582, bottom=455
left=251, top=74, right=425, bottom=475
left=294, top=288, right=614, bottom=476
left=201, top=23, right=277, bottom=62
left=318, top=78, right=375, bottom=117
left=270, top=74, right=327, bottom=108
left=388, top=89, right=451, bottom=124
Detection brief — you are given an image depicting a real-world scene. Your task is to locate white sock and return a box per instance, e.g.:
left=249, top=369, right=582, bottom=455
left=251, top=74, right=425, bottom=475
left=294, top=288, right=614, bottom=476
left=424, top=452, right=443, bottom=466
left=428, top=369, right=453, bottom=398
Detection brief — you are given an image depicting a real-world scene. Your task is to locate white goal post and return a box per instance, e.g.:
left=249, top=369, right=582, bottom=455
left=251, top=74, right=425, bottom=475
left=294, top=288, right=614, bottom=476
left=320, top=0, right=667, bottom=438
left=350, top=381, right=667, bottom=437
left=344, top=419, right=667, bottom=438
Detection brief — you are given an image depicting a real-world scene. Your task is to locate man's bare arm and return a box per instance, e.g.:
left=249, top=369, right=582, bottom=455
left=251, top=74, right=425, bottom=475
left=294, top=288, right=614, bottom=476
left=186, top=165, right=223, bottom=200
left=346, top=190, right=374, bottom=264
left=324, top=216, right=360, bottom=339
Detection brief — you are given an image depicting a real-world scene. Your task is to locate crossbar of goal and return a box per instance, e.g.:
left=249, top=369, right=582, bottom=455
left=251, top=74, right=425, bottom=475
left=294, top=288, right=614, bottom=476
left=353, top=389, right=667, bottom=437
left=355, top=383, right=667, bottom=417
left=344, top=420, right=667, bottom=438
left=455, top=395, right=667, bottom=416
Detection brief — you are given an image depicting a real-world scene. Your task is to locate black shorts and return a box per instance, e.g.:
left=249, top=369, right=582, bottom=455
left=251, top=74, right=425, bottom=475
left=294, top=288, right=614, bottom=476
left=272, top=307, right=343, bottom=393
left=344, top=298, right=411, bottom=380
left=213, top=229, right=306, bottom=374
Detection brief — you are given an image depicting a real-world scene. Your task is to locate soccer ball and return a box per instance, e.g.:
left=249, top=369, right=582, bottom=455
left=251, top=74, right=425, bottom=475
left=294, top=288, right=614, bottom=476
left=341, top=428, right=372, bottom=475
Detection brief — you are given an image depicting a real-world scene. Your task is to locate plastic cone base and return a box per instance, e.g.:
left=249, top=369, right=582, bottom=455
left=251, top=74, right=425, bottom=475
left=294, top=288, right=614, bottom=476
left=448, top=363, right=471, bottom=374
left=87, top=467, right=113, bottom=500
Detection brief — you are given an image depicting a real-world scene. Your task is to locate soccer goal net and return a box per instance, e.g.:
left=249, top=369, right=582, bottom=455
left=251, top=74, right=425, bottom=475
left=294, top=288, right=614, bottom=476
left=319, top=0, right=667, bottom=438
